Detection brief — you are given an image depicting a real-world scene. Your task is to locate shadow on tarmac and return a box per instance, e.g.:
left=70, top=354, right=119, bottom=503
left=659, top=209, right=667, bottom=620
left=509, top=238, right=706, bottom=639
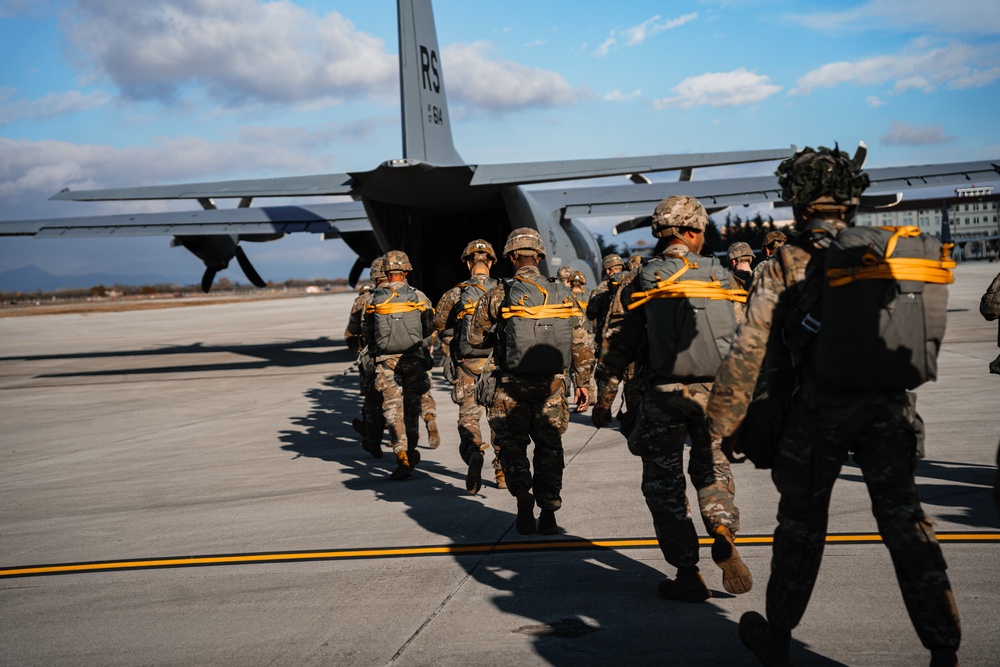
left=279, top=371, right=846, bottom=666
left=841, top=458, right=1000, bottom=530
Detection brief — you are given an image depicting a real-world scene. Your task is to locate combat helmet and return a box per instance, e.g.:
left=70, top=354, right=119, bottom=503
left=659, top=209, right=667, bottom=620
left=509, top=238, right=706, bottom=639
left=571, top=270, right=586, bottom=287
left=556, top=266, right=574, bottom=282
left=369, top=256, right=386, bottom=281
left=776, top=143, right=869, bottom=227
left=503, top=227, right=546, bottom=258
left=727, top=242, right=754, bottom=263
left=461, top=239, right=497, bottom=263
left=601, top=253, right=624, bottom=272
left=763, top=231, right=787, bottom=251
left=651, top=195, right=708, bottom=239
left=383, top=250, right=413, bottom=272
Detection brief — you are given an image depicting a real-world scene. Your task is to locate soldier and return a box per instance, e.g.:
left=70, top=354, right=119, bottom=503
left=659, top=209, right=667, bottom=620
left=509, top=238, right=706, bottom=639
left=586, top=253, right=626, bottom=359
left=345, top=257, right=388, bottom=458
left=981, top=270, right=1000, bottom=374
left=592, top=195, right=752, bottom=602
left=726, top=241, right=754, bottom=323
left=466, top=228, right=594, bottom=535
left=751, top=231, right=787, bottom=286
left=434, top=239, right=504, bottom=493
left=706, top=146, right=961, bottom=666
left=362, top=250, right=436, bottom=480
left=556, top=265, right=574, bottom=288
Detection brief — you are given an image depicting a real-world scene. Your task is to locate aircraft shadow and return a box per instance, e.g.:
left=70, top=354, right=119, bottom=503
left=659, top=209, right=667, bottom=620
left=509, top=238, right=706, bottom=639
left=278, top=372, right=844, bottom=666
left=14, top=337, right=354, bottom=379
left=841, top=457, right=1000, bottom=530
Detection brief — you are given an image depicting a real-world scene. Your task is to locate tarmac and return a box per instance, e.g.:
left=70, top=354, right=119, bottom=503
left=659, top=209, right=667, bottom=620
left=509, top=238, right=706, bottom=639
left=1, top=261, right=998, bottom=666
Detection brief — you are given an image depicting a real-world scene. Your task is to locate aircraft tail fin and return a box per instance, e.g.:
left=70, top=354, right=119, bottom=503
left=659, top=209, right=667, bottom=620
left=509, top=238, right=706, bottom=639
left=397, top=0, right=464, bottom=165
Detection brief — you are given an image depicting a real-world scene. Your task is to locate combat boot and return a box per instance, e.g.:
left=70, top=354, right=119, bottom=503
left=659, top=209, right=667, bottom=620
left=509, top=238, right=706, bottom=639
left=424, top=416, right=440, bottom=449
left=361, top=437, right=383, bottom=459
left=712, top=525, right=753, bottom=594
left=466, top=449, right=484, bottom=494
left=515, top=491, right=536, bottom=535
left=390, top=450, right=419, bottom=481
left=537, top=509, right=562, bottom=535
left=738, top=611, right=791, bottom=667
left=929, top=648, right=958, bottom=667
left=657, top=566, right=710, bottom=602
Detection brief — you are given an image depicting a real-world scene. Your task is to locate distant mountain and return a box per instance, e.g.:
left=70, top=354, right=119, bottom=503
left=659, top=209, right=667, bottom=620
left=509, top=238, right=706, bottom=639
left=0, top=265, right=190, bottom=293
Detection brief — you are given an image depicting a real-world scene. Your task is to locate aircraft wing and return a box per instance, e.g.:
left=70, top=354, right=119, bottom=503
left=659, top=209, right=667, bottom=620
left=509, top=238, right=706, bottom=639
left=0, top=200, right=370, bottom=238
left=531, top=159, right=1000, bottom=232
left=48, top=172, right=355, bottom=201
left=469, top=147, right=796, bottom=187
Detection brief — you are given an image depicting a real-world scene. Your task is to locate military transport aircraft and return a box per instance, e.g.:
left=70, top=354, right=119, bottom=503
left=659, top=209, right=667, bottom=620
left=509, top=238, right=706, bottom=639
left=2, top=0, right=998, bottom=299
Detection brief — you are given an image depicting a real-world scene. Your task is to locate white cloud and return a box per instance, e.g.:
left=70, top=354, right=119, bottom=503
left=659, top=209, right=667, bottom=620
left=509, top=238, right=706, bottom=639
left=788, top=0, right=1000, bottom=35
left=63, top=0, right=397, bottom=104
left=603, top=89, right=642, bottom=101
left=442, top=42, right=581, bottom=111
left=790, top=43, right=1000, bottom=95
left=593, top=13, right=697, bottom=56
left=0, top=88, right=113, bottom=125
left=880, top=121, right=955, bottom=146
left=866, top=95, right=885, bottom=107
left=652, top=68, right=781, bottom=109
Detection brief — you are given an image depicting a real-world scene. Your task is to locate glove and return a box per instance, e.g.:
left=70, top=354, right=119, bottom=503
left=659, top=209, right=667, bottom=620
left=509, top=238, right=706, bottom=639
left=591, top=404, right=612, bottom=428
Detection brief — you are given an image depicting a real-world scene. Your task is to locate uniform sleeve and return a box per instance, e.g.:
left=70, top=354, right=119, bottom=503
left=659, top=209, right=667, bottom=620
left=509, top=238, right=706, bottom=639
left=434, top=287, right=461, bottom=332
left=594, top=274, right=643, bottom=407
left=706, top=254, right=786, bottom=437
left=981, top=272, right=1000, bottom=321
left=466, top=285, right=502, bottom=349
left=570, top=313, right=595, bottom=387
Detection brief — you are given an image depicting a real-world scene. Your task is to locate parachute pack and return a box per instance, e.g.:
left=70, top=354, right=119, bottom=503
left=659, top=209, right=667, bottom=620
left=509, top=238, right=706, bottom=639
left=499, top=275, right=578, bottom=374
left=455, top=276, right=497, bottom=359
left=366, top=284, right=428, bottom=355
left=629, top=255, right=746, bottom=382
left=814, top=226, right=953, bottom=390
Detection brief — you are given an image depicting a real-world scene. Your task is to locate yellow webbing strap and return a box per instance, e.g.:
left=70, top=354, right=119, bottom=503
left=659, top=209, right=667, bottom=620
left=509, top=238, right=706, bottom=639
left=365, top=287, right=428, bottom=315
left=628, top=256, right=747, bottom=310
left=500, top=276, right=583, bottom=319
left=826, top=226, right=956, bottom=287
left=459, top=282, right=487, bottom=317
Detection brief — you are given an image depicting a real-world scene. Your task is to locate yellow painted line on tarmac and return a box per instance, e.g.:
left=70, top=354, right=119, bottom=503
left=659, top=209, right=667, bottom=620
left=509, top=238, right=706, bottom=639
left=2, top=532, right=997, bottom=579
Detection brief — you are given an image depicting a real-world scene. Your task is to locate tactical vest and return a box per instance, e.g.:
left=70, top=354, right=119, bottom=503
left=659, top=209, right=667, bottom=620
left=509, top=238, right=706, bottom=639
left=499, top=275, right=578, bottom=374
left=815, top=226, right=953, bottom=390
left=455, top=276, right=497, bottom=359
left=630, top=254, right=746, bottom=382
left=365, top=284, right=427, bottom=355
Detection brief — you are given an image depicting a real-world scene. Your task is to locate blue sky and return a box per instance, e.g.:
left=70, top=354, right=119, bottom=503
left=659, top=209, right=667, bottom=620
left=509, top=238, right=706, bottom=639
left=2, top=0, right=999, bottom=288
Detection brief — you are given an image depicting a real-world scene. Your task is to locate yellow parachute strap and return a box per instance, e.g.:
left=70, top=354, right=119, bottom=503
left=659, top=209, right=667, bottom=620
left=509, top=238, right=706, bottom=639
left=458, top=282, right=487, bottom=317
left=826, top=226, right=956, bottom=287
left=628, top=256, right=747, bottom=310
left=500, top=276, right=582, bottom=319
left=365, top=287, right=429, bottom=315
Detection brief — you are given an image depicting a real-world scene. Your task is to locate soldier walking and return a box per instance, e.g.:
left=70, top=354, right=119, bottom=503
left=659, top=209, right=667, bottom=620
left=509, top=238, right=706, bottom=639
left=345, top=257, right=388, bottom=458
left=434, top=239, right=504, bottom=493
left=466, top=228, right=593, bottom=535
left=592, top=195, right=752, bottom=602
left=706, top=145, right=961, bottom=667
left=362, top=251, right=436, bottom=480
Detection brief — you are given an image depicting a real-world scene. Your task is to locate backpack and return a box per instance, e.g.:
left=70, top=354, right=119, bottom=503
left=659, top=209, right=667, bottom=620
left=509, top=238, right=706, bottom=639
left=630, top=254, right=745, bottom=382
left=366, top=284, right=428, bottom=355
left=455, top=276, right=498, bottom=359
left=815, top=226, right=953, bottom=390
left=499, top=275, right=578, bottom=374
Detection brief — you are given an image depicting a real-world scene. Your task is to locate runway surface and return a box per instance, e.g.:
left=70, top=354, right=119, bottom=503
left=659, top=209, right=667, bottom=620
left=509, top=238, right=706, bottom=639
left=2, top=262, right=998, bottom=666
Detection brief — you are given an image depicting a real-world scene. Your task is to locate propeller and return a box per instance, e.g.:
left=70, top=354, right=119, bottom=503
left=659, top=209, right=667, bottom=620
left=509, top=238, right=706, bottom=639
left=172, top=234, right=269, bottom=293
left=348, top=257, right=367, bottom=287
left=235, top=245, right=266, bottom=288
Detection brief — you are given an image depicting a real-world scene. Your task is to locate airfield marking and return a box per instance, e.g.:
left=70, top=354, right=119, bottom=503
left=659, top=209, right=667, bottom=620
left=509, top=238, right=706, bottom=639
left=1, top=532, right=997, bottom=579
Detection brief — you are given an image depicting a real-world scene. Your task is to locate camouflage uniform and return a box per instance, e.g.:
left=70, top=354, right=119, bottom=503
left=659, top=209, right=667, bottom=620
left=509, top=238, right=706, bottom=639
left=362, top=268, right=435, bottom=467
left=707, top=146, right=960, bottom=659
left=345, top=286, right=386, bottom=454
left=597, top=244, right=742, bottom=570
left=435, top=274, right=501, bottom=474
left=980, top=271, right=1000, bottom=374
left=466, top=264, right=594, bottom=513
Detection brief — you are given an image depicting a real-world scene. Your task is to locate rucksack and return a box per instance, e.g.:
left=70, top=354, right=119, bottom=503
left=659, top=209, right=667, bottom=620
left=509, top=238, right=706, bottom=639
left=455, top=276, right=498, bottom=359
left=366, top=284, right=428, bottom=355
left=815, top=226, right=953, bottom=390
left=630, top=254, right=746, bottom=382
left=499, top=275, right=578, bottom=374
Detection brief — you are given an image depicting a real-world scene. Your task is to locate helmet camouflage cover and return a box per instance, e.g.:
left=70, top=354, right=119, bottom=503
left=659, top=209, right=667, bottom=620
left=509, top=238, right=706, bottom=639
left=461, top=239, right=497, bottom=262
left=763, top=231, right=787, bottom=248
left=651, top=195, right=708, bottom=238
left=571, top=270, right=586, bottom=287
left=601, top=253, right=624, bottom=272
left=503, top=227, right=546, bottom=258
left=382, top=250, right=413, bottom=272
left=776, top=144, right=870, bottom=206
left=369, top=256, right=386, bottom=281
left=556, top=266, right=574, bottom=282
left=727, top=242, right=754, bottom=263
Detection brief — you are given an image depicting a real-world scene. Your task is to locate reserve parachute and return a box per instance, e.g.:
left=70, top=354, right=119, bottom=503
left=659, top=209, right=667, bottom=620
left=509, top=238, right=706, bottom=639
left=499, top=276, right=578, bottom=374
left=366, top=284, right=428, bottom=355
left=455, top=277, right=497, bottom=359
